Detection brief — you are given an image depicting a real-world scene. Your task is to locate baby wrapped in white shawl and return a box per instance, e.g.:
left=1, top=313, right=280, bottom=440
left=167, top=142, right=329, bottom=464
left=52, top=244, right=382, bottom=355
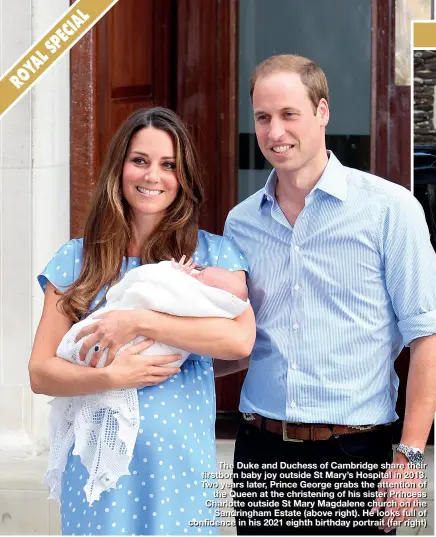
left=47, top=260, right=249, bottom=505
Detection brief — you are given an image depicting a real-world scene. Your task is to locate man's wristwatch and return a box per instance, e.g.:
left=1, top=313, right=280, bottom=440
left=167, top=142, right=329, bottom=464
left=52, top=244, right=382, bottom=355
left=396, top=443, right=424, bottom=465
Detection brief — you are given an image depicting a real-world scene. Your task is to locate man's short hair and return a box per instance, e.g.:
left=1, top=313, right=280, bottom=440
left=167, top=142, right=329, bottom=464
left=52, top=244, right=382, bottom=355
left=250, top=54, right=329, bottom=113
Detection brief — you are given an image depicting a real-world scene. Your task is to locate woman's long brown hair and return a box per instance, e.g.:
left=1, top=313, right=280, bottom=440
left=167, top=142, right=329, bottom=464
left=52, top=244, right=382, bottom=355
left=59, top=107, right=205, bottom=322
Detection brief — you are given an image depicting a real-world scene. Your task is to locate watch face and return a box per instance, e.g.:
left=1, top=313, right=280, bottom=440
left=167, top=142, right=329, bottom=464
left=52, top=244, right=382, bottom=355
left=397, top=444, right=425, bottom=465
left=409, top=450, right=424, bottom=465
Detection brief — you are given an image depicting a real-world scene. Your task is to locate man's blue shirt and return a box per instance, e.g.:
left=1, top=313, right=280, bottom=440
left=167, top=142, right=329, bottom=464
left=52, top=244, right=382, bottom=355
left=224, top=152, right=436, bottom=425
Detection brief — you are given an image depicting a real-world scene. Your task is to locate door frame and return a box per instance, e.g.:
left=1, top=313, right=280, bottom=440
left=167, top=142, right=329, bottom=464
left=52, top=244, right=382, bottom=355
left=372, top=0, right=412, bottom=432
left=371, top=0, right=411, bottom=189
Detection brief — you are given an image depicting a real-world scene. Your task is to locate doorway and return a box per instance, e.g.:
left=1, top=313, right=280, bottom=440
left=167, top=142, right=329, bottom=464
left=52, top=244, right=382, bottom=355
left=70, top=0, right=410, bottom=431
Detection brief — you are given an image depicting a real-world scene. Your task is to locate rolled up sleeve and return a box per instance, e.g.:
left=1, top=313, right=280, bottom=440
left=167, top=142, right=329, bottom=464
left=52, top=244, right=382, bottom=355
left=382, top=192, right=436, bottom=345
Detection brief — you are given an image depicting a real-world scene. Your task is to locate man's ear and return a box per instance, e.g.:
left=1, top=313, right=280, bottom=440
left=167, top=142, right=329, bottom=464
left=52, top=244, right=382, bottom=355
left=317, top=98, right=329, bottom=127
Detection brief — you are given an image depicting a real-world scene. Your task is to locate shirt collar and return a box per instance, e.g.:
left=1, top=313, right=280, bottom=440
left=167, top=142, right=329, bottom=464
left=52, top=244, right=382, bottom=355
left=258, top=169, right=278, bottom=210
left=314, top=151, right=348, bottom=201
left=258, top=150, right=348, bottom=210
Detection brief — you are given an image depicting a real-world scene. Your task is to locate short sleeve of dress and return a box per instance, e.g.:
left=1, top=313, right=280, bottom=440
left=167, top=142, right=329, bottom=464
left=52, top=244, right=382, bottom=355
left=216, top=235, right=249, bottom=273
left=37, top=239, right=82, bottom=293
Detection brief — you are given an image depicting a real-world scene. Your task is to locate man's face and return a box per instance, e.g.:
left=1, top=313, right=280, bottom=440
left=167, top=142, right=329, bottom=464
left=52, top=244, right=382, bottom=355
left=252, top=71, right=329, bottom=174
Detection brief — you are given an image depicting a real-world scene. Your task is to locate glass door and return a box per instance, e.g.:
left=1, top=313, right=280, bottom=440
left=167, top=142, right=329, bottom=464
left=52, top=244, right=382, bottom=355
left=237, top=0, right=372, bottom=202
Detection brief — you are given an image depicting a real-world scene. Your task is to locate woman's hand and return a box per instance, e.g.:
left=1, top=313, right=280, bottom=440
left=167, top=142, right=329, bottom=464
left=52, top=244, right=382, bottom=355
left=105, top=339, right=182, bottom=389
left=75, top=309, right=147, bottom=365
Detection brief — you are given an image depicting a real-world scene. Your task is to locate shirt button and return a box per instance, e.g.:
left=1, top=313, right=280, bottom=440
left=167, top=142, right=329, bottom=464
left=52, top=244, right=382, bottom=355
left=294, top=284, right=300, bottom=291
left=293, top=323, right=299, bottom=330
left=294, top=245, right=300, bottom=252
left=291, top=363, right=297, bottom=370
left=290, top=401, right=296, bottom=408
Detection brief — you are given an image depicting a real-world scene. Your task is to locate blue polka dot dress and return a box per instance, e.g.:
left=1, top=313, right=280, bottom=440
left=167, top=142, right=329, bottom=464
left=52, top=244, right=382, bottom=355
left=38, top=231, right=248, bottom=535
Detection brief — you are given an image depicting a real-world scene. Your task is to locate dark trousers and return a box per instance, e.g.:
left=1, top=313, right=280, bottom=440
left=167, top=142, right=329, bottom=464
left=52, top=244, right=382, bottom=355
left=233, top=420, right=395, bottom=535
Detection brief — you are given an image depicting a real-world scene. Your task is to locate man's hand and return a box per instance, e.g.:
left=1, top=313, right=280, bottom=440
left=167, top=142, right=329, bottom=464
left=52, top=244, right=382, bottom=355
left=372, top=454, right=426, bottom=532
left=75, top=309, right=148, bottom=366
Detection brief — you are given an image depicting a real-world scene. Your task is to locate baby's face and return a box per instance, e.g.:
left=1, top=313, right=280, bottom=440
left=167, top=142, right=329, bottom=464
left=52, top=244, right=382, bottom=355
left=192, top=267, right=247, bottom=301
left=192, top=267, right=226, bottom=287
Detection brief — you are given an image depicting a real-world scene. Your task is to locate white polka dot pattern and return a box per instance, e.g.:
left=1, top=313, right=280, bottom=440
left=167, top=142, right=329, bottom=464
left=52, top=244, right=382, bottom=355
left=37, top=231, right=247, bottom=535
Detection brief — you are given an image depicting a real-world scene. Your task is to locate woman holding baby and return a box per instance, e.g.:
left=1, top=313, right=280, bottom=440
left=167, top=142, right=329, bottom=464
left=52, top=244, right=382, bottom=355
left=29, top=107, right=255, bottom=535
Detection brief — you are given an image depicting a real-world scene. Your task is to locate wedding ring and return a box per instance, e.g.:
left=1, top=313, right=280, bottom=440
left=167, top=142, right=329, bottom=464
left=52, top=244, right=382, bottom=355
left=94, top=344, right=105, bottom=353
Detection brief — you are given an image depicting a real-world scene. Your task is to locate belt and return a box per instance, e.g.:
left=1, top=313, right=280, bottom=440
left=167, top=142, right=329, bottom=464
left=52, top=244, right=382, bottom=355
left=242, top=413, right=382, bottom=442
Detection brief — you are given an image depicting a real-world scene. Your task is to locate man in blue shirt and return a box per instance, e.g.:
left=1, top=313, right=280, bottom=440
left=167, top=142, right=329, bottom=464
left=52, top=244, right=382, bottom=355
left=220, top=55, right=436, bottom=534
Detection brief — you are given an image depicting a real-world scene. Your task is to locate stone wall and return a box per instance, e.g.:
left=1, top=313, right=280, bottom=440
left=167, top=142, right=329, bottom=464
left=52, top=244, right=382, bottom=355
left=414, top=50, right=436, bottom=145
left=0, top=0, right=70, bottom=533
left=396, top=0, right=432, bottom=85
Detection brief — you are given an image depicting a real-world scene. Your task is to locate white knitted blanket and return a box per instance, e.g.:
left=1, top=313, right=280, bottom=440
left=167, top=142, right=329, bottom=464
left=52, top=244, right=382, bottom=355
left=47, top=261, right=248, bottom=504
